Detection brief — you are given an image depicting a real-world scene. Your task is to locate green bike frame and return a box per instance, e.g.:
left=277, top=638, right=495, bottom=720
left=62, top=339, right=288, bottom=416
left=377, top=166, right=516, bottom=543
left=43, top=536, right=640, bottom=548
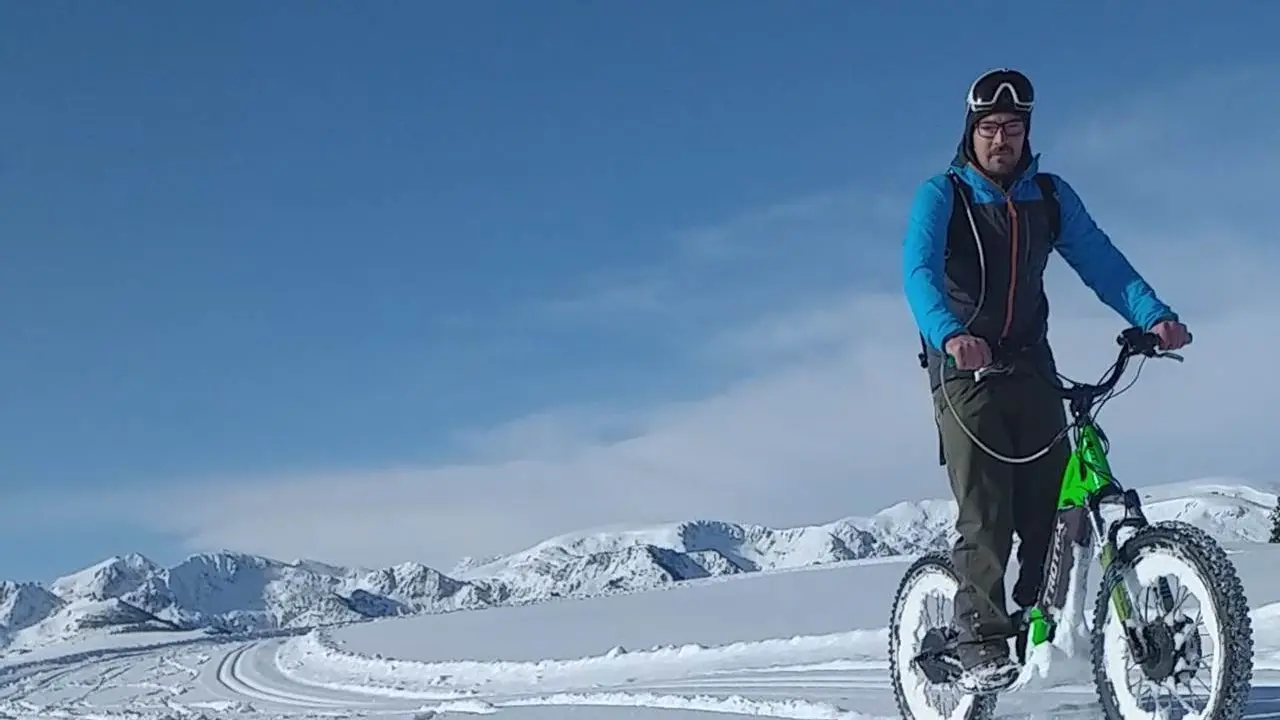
left=1021, top=416, right=1161, bottom=657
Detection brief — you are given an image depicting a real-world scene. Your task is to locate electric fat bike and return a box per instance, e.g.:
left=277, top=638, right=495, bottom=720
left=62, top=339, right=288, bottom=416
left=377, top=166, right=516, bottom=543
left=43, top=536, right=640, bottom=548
left=888, top=327, right=1254, bottom=720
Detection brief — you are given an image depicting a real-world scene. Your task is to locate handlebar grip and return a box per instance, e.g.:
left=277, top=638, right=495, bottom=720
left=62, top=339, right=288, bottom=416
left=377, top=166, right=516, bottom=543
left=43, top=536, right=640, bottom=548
left=1150, top=329, right=1193, bottom=346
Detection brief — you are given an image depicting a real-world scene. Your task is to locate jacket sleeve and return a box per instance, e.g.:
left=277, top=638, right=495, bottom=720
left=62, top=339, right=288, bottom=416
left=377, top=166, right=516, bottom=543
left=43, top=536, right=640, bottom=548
left=902, top=175, right=967, bottom=352
left=1049, top=175, right=1178, bottom=330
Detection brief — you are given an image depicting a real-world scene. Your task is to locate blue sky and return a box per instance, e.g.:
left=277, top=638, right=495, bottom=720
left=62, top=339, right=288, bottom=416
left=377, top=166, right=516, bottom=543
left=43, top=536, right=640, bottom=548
left=4, top=1, right=1280, bottom=583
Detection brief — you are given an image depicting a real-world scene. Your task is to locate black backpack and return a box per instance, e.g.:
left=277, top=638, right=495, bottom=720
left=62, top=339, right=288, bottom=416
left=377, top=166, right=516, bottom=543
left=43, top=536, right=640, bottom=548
left=914, top=171, right=1060, bottom=371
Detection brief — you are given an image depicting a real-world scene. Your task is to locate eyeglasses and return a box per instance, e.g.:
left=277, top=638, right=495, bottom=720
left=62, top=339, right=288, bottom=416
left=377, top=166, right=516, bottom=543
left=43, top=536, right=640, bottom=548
left=967, top=68, right=1035, bottom=113
left=974, top=118, right=1026, bottom=139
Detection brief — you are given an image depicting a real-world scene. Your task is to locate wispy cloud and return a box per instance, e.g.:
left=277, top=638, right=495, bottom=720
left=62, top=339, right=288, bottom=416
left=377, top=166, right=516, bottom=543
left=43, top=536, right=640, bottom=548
left=41, top=65, right=1280, bottom=574
left=531, top=183, right=899, bottom=333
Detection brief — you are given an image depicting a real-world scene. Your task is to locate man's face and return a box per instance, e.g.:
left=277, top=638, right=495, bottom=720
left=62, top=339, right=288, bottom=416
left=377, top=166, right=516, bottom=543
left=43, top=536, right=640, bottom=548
left=972, top=112, right=1026, bottom=177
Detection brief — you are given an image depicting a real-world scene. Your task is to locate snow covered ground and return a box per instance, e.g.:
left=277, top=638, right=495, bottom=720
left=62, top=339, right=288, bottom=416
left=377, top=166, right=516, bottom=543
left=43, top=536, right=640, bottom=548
left=1, top=480, right=1278, bottom=719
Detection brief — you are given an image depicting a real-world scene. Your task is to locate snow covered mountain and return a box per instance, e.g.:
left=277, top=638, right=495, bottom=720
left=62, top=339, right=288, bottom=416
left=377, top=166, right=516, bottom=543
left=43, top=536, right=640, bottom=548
left=2, top=478, right=1274, bottom=654
left=6, top=551, right=498, bottom=649
left=447, top=496, right=958, bottom=601
left=0, top=582, right=64, bottom=641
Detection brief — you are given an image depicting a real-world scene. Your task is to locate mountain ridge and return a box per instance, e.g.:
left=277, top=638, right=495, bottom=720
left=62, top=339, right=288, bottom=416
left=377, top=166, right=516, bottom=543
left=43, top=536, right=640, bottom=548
left=2, top=478, right=1273, bottom=655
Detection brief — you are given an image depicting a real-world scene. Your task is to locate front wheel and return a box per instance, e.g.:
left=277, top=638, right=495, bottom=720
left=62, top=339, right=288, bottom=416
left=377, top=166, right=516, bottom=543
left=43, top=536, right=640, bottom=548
left=1090, top=520, right=1254, bottom=720
left=889, top=551, right=997, bottom=720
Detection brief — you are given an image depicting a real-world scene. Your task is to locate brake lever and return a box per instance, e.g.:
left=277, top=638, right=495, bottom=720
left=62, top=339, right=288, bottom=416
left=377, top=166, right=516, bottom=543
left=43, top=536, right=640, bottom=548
left=1156, top=351, right=1185, bottom=362
left=973, top=361, right=1014, bottom=384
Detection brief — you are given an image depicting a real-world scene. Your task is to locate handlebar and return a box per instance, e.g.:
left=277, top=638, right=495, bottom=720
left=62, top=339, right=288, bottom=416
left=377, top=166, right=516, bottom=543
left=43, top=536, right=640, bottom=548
left=1047, top=326, right=1190, bottom=403
left=969, top=326, right=1189, bottom=402
left=937, top=326, right=1188, bottom=463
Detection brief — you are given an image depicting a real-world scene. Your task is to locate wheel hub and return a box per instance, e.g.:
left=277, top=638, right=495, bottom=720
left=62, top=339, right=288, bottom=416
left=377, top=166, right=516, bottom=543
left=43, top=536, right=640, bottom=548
left=1138, top=615, right=1202, bottom=684
left=914, top=626, right=962, bottom=685
left=1139, top=622, right=1177, bottom=681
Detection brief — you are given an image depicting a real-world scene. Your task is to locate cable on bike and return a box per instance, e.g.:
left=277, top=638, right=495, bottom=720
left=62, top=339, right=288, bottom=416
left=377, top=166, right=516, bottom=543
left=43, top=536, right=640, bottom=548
left=940, top=369, right=1074, bottom=465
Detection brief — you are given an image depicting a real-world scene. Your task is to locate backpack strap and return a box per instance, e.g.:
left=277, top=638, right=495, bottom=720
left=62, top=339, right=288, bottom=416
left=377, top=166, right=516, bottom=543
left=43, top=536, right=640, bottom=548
left=944, top=170, right=969, bottom=238
left=1033, top=172, right=1061, bottom=246
left=917, top=171, right=969, bottom=369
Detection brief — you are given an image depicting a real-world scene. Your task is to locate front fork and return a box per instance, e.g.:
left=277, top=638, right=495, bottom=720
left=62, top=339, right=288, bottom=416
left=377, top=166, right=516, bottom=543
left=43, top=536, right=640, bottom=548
left=1021, top=485, right=1175, bottom=663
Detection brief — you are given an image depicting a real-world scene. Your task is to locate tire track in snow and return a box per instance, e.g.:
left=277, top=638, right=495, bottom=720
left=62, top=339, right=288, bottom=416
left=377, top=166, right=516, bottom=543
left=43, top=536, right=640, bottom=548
left=268, top=629, right=1280, bottom=720
left=211, top=636, right=901, bottom=718
left=278, top=626, right=892, bottom=696
left=8, top=628, right=1280, bottom=719
left=211, top=641, right=395, bottom=711
left=165, top=637, right=1280, bottom=720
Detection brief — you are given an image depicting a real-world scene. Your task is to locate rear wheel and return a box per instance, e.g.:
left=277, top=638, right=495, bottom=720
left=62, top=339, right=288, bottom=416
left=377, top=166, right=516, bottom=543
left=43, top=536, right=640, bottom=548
left=889, top=551, right=998, bottom=720
left=1091, top=520, right=1253, bottom=720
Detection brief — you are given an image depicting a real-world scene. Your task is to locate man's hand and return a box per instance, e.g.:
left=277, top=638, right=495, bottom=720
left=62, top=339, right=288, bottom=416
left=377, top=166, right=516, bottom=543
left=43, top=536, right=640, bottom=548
left=944, top=333, right=992, bottom=371
left=1151, top=319, right=1192, bottom=351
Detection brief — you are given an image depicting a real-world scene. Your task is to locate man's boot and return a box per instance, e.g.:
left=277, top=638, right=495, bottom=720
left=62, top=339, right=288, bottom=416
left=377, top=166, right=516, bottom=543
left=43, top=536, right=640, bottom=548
left=951, top=609, right=1020, bottom=694
left=957, top=652, right=1020, bottom=694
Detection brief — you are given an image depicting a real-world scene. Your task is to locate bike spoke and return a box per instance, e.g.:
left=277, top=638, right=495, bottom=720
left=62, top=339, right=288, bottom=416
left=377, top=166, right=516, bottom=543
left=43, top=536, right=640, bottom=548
left=1173, top=676, right=1207, bottom=714
left=902, top=572, right=966, bottom=719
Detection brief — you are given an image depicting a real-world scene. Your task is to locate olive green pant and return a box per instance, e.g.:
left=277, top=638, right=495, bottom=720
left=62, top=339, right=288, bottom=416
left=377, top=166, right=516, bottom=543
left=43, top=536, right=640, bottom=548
left=932, top=367, right=1070, bottom=665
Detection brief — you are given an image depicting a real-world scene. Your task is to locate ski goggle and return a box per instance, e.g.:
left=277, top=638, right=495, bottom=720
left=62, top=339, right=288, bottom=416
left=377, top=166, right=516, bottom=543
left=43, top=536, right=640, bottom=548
left=966, top=68, right=1035, bottom=114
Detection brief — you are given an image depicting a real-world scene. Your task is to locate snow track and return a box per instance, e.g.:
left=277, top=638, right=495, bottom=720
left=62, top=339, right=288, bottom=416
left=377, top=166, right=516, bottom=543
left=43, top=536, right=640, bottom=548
left=207, top=635, right=903, bottom=718
left=210, top=631, right=1280, bottom=719
left=3, top=627, right=1280, bottom=719
left=212, top=641, right=384, bottom=710
left=0, top=631, right=925, bottom=718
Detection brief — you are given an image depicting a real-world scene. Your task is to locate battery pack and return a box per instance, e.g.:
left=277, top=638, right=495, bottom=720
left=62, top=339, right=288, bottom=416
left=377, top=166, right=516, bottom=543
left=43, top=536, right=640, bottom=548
left=1039, top=505, right=1093, bottom=613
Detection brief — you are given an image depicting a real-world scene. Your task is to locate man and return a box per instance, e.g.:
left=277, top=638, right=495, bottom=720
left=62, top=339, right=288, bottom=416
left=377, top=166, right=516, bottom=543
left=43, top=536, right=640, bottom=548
left=900, top=68, right=1192, bottom=692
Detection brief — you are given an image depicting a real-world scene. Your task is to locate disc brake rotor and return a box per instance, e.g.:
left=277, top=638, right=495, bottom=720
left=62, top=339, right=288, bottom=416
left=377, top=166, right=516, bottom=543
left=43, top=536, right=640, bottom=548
left=1123, top=575, right=1214, bottom=715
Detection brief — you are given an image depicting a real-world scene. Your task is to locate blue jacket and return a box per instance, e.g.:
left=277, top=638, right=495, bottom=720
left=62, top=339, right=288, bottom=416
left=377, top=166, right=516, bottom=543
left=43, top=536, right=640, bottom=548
left=902, top=154, right=1176, bottom=362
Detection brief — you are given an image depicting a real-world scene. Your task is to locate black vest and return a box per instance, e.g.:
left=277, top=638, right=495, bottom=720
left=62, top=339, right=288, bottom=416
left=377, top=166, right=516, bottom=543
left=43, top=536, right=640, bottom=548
left=917, top=169, right=1061, bottom=391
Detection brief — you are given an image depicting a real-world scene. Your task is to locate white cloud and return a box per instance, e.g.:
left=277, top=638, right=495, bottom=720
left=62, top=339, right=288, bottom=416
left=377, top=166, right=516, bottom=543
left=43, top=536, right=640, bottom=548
left=48, top=65, right=1280, bottom=573
left=449, top=404, right=645, bottom=464
left=530, top=182, right=895, bottom=336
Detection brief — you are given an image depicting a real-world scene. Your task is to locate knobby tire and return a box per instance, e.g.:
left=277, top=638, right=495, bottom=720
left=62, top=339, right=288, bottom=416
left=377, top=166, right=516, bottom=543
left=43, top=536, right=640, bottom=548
left=1090, top=520, right=1254, bottom=720
left=890, top=551, right=998, bottom=720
